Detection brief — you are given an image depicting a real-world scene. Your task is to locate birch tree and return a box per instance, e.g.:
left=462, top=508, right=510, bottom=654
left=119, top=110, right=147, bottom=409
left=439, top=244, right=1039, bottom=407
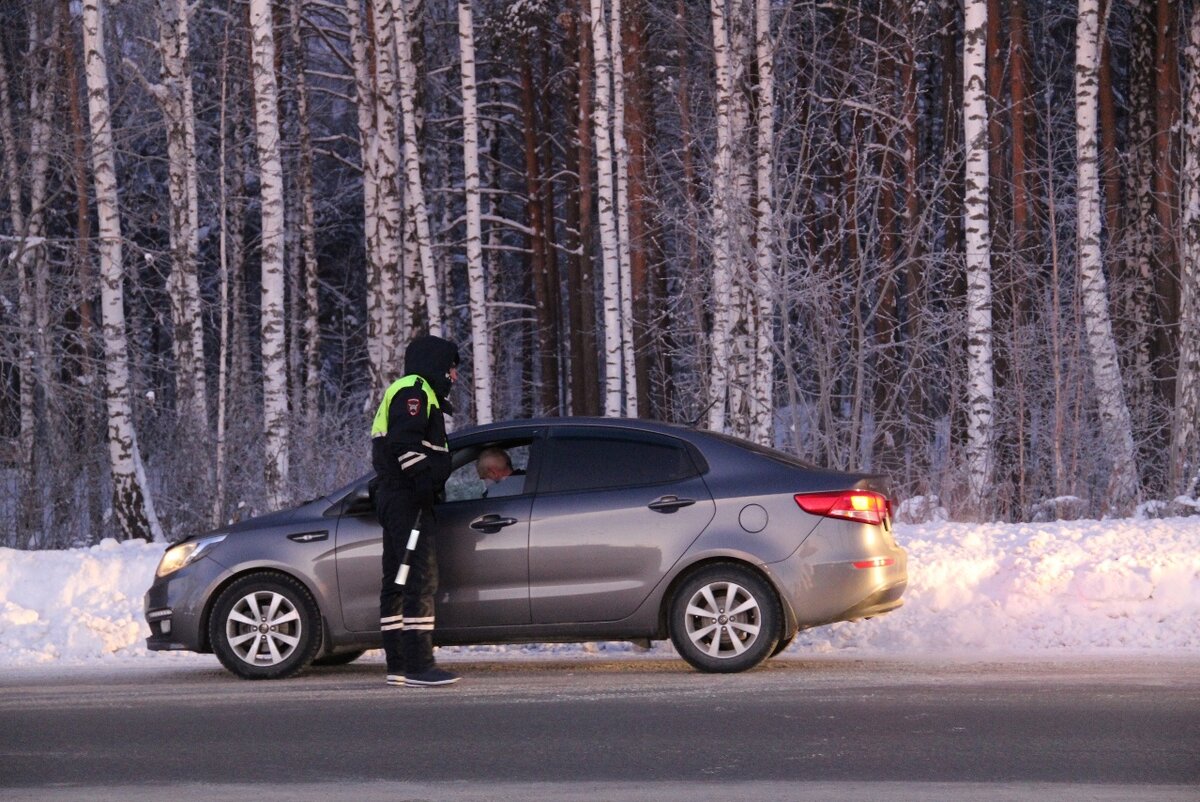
left=610, top=0, right=637, bottom=416
left=394, top=0, right=441, bottom=334
left=248, top=0, right=290, bottom=509
left=366, top=0, right=404, bottom=392
left=458, top=0, right=491, bottom=422
left=145, top=0, right=207, bottom=428
left=750, top=0, right=775, bottom=446
left=962, top=0, right=994, bottom=512
left=289, top=0, right=321, bottom=420
left=1172, top=7, right=1200, bottom=497
left=1076, top=0, right=1139, bottom=511
left=81, top=0, right=163, bottom=541
left=706, top=0, right=734, bottom=433
left=590, top=0, right=624, bottom=416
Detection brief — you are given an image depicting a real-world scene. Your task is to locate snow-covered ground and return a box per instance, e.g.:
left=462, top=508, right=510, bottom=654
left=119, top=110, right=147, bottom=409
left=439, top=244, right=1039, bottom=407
left=1, top=516, right=1198, bottom=668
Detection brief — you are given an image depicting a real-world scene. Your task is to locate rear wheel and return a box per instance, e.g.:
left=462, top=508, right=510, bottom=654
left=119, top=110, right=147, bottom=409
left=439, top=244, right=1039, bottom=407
left=209, top=573, right=322, bottom=680
left=669, top=564, right=781, bottom=673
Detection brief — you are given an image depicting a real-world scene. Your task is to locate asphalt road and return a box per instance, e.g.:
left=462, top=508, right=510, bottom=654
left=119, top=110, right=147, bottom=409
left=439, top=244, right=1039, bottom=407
left=1, top=654, right=1197, bottom=801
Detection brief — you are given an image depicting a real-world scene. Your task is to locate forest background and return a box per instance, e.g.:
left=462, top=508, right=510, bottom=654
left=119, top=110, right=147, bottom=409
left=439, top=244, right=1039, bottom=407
left=1, top=0, right=1198, bottom=548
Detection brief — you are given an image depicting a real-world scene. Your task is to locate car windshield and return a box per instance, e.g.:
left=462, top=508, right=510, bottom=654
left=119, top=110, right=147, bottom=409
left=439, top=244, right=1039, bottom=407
left=705, top=431, right=821, bottom=470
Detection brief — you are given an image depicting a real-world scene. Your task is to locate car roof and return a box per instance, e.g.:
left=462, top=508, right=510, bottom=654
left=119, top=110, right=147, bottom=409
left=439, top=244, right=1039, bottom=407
left=450, top=416, right=699, bottom=441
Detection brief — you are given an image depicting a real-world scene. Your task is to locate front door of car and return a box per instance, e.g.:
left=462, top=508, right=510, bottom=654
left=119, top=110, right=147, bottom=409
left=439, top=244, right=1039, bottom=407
left=334, top=439, right=536, bottom=633
left=528, top=428, right=716, bottom=624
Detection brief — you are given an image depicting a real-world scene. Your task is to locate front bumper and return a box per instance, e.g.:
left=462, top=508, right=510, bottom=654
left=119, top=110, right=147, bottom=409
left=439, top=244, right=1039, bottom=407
left=144, top=556, right=231, bottom=653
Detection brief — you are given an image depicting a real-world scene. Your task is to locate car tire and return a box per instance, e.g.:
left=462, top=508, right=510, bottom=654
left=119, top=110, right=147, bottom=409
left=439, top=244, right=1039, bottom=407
left=669, top=563, right=781, bottom=674
left=312, top=649, right=367, bottom=667
left=209, top=572, right=322, bottom=680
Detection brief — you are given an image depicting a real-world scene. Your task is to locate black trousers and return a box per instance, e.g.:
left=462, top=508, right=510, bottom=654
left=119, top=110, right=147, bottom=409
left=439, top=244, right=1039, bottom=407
left=377, top=486, right=438, bottom=675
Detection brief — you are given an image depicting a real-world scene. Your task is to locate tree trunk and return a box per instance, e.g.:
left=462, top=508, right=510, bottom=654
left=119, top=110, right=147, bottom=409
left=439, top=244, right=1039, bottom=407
left=1152, top=0, right=1181, bottom=396
left=249, top=0, right=290, bottom=509
left=622, top=0, right=653, bottom=418
left=750, top=0, right=775, bottom=446
left=590, top=0, right=624, bottom=416
left=154, top=0, right=208, bottom=429
left=519, top=33, right=552, bottom=415
left=0, top=32, right=33, bottom=481
left=610, top=0, right=637, bottom=417
left=567, top=2, right=600, bottom=416
left=82, top=0, right=163, bottom=541
left=1076, top=0, right=1140, bottom=511
left=393, top=0, right=441, bottom=333
left=962, top=0, right=994, bottom=513
left=213, top=14, right=233, bottom=526
left=1172, top=8, right=1200, bottom=496
left=365, top=0, right=404, bottom=390
left=458, top=0, right=491, bottom=423
left=707, top=0, right=734, bottom=433
left=289, top=0, right=321, bottom=422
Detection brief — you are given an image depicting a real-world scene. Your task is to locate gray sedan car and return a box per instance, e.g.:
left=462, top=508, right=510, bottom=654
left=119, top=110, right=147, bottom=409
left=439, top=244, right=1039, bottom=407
left=145, top=418, right=907, bottom=679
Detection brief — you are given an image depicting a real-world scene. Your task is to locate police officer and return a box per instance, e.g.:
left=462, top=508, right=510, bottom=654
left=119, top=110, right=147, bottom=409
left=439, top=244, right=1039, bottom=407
left=371, top=334, right=460, bottom=687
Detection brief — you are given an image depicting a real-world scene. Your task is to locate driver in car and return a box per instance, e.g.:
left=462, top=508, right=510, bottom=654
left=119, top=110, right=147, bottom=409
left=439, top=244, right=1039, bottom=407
left=476, top=447, right=526, bottom=498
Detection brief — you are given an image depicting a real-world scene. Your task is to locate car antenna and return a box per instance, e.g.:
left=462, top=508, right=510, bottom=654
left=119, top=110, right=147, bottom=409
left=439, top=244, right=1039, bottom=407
left=686, top=398, right=719, bottom=429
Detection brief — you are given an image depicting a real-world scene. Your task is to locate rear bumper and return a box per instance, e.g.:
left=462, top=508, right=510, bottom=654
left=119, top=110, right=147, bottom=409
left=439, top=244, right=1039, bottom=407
left=766, top=518, right=908, bottom=629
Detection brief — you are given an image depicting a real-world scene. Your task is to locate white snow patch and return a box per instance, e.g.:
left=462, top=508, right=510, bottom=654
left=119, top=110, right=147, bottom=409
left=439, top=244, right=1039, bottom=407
left=0, top=517, right=1198, bottom=668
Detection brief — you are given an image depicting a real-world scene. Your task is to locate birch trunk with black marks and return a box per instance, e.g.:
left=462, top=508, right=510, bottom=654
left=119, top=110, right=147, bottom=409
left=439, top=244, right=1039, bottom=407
left=1076, top=0, right=1139, bottom=511
left=249, top=0, right=290, bottom=509
left=962, top=0, right=994, bottom=512
left=289, top=0, right=321, bottom=420
left=707, top=0, right=734, bottom=433
left=458, top=0, right=491, bottom=422
left=610, top=0, right=636, bottom=416
left=152, top=0, right=207, bottom=428
left=394, top=0, right=441, bottom=334
left=1172, top=8, right=1200, bottom=497
left=82, top=0, right=163, bottom=541
left=590, top=0, right=623, bottom=416
left=750, top=0, right=775, bottom=447
left=366, top=0, right=404, bottom=391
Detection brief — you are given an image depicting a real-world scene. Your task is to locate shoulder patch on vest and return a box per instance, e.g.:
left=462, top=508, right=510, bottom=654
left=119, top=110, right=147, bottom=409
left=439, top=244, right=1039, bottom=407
left=407, top=397, right=421, bottom=416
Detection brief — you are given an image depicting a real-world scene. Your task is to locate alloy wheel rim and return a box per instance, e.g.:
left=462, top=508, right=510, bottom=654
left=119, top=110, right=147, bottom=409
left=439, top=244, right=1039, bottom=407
left=683, top=580, right=762, bottom=659
left=225, top=590, right=302, bottom=666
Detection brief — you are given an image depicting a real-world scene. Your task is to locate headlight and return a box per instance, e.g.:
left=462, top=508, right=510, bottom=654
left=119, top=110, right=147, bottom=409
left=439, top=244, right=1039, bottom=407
left=155, top=534, right=227, bottom=578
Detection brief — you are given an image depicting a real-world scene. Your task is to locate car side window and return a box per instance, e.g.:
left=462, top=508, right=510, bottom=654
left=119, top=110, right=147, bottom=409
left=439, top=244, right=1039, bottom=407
left=544, top=432, right=697, bottom=494
left=444, top=441, right=533, bottom=502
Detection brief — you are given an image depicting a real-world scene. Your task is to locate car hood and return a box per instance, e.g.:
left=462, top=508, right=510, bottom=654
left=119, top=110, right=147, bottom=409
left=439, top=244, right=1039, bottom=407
left=176, top=505, right=311, bottom=544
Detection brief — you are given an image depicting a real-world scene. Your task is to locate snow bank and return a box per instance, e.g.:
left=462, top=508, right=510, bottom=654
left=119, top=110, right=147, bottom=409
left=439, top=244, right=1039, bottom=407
left=0, top=539, right=165, bottom=665
left=797, top=516, right=1200, bottom=655
left=1, top=517, right=1198, bottom=667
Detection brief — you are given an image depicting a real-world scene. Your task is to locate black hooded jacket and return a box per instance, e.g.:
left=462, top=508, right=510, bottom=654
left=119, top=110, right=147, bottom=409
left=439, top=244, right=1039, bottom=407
left=371, top=335, right=459, bottom=494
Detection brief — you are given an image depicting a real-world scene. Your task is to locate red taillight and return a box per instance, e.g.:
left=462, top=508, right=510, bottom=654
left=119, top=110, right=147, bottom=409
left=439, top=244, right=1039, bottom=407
left=852, top=557, right=895, bottom=569
left=795, top=490, right=890, bottom=526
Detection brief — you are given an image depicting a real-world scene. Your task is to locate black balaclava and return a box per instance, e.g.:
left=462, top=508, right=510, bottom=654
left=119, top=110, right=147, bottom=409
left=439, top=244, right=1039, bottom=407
left=404, top=335, right=460, bottom=407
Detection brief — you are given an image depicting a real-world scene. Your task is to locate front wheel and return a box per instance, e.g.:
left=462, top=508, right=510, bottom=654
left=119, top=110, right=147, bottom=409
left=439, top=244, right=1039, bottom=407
left=209, top=572, right=322, bottom=680
left=668, top=564, right=781, bottom=673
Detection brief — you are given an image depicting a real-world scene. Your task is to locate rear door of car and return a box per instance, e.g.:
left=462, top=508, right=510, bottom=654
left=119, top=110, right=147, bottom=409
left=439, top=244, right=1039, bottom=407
left=527, top=426, right=715, bottom=624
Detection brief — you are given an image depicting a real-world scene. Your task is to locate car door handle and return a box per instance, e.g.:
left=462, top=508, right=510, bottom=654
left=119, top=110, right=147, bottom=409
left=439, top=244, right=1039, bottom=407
left=648, top=496, right=696, bottom=513
left=469, top=514, right=519, bottom=532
